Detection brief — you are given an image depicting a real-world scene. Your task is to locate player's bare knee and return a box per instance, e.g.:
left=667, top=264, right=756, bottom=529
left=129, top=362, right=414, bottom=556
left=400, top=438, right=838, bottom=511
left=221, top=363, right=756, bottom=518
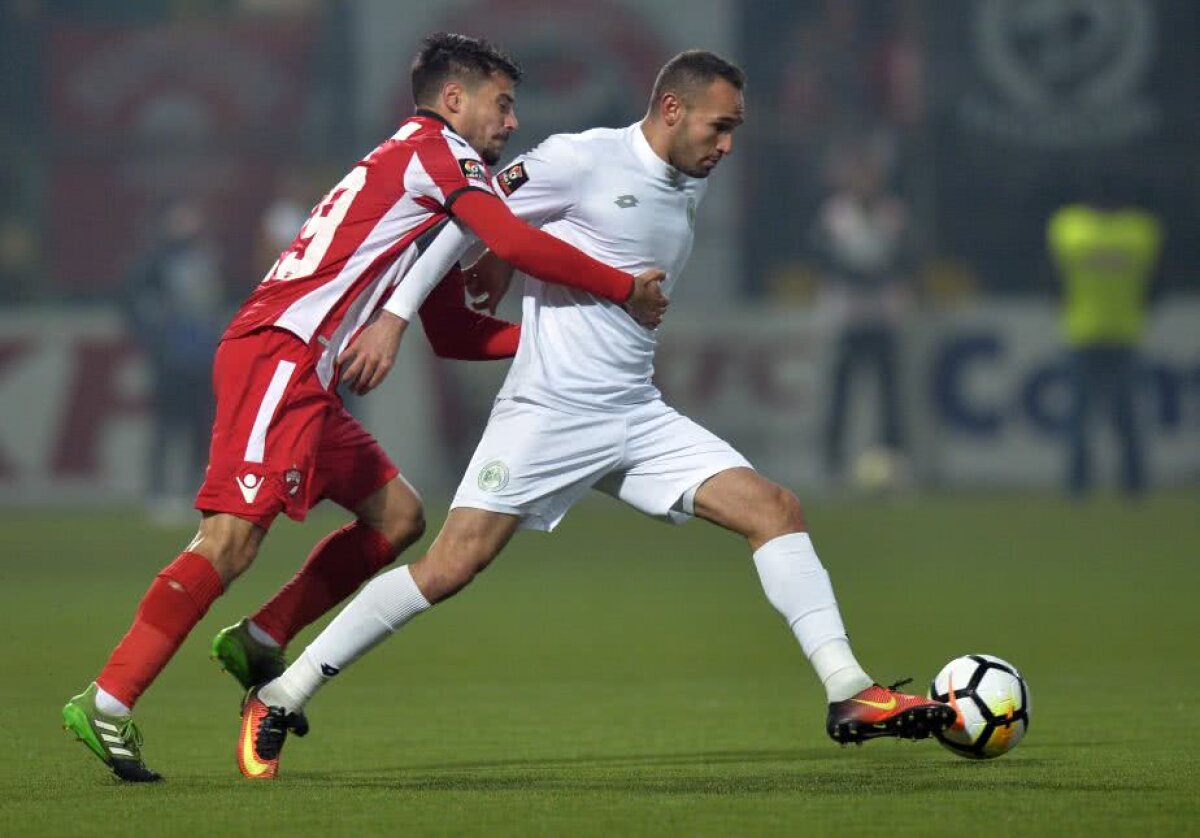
left=211, top=534, right=259, bottom=581
left=377, top=503, right=426, bottom=554
left=189, top=514, right=261, bottom=584
left=413, top=544, right=493, bottom=603
left=760, top=483, right=806, bottom=540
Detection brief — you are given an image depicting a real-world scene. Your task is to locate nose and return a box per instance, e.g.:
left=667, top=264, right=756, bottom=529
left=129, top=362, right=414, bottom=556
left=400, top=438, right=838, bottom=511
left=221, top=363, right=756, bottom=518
left=716, top=133, right=733, bottom=157
left=506, top=112, right=519, bottom=134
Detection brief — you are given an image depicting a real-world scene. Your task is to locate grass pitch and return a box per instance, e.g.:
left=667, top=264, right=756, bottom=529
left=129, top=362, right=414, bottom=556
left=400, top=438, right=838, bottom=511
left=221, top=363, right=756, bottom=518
left=2, top=493, right=1198, bottom=835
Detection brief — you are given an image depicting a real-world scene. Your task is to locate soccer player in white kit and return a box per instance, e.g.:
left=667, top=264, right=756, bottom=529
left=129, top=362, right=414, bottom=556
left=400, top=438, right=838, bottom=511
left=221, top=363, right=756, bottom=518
left=240, top=51, right=954, bottom=777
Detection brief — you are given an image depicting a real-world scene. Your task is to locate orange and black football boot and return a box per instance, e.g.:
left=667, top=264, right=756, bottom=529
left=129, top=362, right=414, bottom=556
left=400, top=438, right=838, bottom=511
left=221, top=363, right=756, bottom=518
left=237, top=688, right=308, bottom=780
left=826, top=678, right=956, bottom=744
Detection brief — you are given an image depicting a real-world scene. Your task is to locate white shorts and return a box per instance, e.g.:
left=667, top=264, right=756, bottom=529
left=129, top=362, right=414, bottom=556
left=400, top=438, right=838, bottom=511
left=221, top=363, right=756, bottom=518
left=451, top=398, right=753, bottom=531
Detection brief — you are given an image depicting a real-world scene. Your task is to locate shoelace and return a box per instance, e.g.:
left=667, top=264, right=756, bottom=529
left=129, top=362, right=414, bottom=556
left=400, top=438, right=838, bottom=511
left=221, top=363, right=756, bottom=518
left=112, top=718, right=144, bottom=753
left=885, top=677, right=913, bottom=692
left=256, top=709, right=289, bottom=759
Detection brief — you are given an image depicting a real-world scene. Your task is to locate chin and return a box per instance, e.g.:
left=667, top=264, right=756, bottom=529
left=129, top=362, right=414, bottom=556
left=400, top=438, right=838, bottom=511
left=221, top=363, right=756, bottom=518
left=481, top=146, right=504, bottom=166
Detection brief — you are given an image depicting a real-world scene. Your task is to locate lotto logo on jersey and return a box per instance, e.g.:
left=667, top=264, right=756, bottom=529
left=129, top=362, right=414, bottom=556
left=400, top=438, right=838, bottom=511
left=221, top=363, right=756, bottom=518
left=459, top=158, right=488, bottom=183
left=496, top=162, right=529, bottom=196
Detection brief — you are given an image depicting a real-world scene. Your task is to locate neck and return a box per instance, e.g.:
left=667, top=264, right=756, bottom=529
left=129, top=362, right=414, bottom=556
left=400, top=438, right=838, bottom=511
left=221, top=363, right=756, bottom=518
left=416, top=106, right=458, bottom=133
left=639, top=117, right=673, bottom=166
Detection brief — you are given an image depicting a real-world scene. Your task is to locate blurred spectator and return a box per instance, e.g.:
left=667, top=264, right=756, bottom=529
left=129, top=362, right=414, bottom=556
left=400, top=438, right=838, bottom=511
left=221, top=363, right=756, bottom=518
left=124, top=198, right=227, bottom=523
left=1047, top=187, right=1163, bottom=498
left=254, top=168, right=313, bottom=276
left=810, top=136, right=917, bottom=485
left=0, top=214, right=37, bottom=304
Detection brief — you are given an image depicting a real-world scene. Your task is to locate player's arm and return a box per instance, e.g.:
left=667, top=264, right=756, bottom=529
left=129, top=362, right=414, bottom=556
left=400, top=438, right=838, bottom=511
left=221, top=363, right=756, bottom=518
left=341, top=267, right=520, bottom=395
left=417, top=265, right=520, bottom=361
left=382, top=218, right=476, bottom=323
left=418, top=136, right=667, bottom=326
left=450, top=190, right=645, bottom=301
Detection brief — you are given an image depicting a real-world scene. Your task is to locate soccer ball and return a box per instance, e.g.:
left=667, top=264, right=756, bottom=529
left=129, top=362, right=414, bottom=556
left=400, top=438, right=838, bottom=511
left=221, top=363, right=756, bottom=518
left=929, top=654, right=1030, bottom=759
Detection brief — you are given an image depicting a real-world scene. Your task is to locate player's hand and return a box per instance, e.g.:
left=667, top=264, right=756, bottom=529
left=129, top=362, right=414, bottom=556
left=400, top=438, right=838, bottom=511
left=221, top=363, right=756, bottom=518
left=623, top=269, right=668, bottom=328
left=338, top=311, right=409, bottom=396
left=464, top=251, right=515, bottom=314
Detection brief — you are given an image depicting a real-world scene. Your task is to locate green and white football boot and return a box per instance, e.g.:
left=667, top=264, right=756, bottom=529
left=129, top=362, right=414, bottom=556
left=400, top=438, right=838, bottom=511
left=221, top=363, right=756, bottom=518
left=211, top=619, right=308, bottom=735
left=61, top=683, right=162, bottom=782
left=211, top=619, right=288, bottom=691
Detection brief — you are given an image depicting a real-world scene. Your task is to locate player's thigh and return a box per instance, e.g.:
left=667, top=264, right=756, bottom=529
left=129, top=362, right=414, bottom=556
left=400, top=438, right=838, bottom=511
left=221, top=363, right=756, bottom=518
left=691, top=467, right=806, bottom=547
left=599, top=402, right=751, bottom=524
left=452, top=399, right=623, bottom=532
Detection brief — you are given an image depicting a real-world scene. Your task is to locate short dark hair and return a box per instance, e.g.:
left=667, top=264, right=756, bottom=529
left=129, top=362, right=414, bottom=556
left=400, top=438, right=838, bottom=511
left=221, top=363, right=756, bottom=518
left=411, top=33, right=523, bottom=107
left=650, top=50, right=745, bottom=107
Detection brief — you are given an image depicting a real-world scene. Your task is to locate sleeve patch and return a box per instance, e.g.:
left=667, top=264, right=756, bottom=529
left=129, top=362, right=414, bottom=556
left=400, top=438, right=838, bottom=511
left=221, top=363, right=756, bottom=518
left=496, top=161, right=529, bottom=196
left=459, top=158, right=489, bottom=183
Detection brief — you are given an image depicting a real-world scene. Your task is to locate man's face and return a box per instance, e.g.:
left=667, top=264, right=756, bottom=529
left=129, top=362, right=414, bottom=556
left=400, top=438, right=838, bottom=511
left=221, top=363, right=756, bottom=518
left=458, top=73, right=519, bottom=165
left=666, top=79, right=745, bottom=179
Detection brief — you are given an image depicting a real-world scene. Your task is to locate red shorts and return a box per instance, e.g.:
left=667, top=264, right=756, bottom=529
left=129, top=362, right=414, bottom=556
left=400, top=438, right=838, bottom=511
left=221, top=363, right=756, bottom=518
left=194, top=328, right=399, bottom=529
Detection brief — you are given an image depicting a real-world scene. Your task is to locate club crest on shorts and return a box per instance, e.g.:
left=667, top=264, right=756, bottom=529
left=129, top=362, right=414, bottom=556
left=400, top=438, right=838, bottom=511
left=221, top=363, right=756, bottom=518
left=477, top=459, right=510, bottom=492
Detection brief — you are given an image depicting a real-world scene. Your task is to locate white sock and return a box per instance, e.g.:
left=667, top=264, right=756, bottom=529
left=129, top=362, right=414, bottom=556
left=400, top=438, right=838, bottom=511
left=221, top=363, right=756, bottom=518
left=752, top=532, right=873, bottom=703
left=94, top=685, right=131, bottom=717
left=258, top=565, right=430, bottom=713
left=247, top=620, right=280, bottom=649
left=810, top=638, right=874, bottom=703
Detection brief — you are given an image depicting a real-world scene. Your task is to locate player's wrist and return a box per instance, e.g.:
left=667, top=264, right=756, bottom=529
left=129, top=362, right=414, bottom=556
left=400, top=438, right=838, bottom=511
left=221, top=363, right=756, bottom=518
left=379, top=310, right=410, bottom=330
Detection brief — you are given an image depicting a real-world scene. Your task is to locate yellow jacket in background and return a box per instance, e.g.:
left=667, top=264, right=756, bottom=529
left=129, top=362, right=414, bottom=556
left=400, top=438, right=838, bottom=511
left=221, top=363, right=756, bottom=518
left=1047, top=205, right=1163, bottom=346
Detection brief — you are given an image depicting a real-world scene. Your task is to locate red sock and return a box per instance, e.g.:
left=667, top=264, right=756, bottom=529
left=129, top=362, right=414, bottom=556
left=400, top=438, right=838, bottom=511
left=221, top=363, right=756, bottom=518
left=95, top=551, right=224, bottom=709
left=251, top=521, right=396, bottom=647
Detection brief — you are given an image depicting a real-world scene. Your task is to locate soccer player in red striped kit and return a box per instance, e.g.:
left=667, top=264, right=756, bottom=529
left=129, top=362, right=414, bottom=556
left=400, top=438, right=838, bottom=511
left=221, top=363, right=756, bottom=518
left=61, top=32, right=669, bottom=783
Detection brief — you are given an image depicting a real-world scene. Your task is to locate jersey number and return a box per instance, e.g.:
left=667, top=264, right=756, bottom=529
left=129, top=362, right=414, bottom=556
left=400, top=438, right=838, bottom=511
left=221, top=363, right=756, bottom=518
left=267, top=165, right=368, bottom=282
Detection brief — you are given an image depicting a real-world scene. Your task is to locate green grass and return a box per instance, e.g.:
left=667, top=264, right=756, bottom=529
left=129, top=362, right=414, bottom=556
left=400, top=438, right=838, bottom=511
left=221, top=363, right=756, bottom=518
left=2, top=493, right=1198, bottom=835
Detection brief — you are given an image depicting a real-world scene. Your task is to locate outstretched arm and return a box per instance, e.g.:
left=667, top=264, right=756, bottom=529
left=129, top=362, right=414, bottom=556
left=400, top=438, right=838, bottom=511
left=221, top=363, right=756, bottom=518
left=448, top=189, right=632, bottom=302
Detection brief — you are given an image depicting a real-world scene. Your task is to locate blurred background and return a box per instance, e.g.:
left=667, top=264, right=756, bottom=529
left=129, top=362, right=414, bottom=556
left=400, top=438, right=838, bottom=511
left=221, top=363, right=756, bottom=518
left=1, top=0, right=1197, bottom=513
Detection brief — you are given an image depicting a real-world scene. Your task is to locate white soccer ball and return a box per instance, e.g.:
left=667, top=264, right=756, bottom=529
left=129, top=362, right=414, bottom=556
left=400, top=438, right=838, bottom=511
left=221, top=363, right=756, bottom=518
left=929, top=654, right=1030, bottom=759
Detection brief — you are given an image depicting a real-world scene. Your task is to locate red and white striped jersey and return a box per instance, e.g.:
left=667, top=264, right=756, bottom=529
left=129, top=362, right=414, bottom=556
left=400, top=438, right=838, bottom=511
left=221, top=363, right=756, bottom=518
left=225, top=112, right=495, bottom=384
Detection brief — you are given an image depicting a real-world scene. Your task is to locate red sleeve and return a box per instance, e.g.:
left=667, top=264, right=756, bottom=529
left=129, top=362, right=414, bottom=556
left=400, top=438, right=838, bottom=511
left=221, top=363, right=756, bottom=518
left=418, top=266, right=520, bottom=361
left=448, top=189, right=634, bottom=304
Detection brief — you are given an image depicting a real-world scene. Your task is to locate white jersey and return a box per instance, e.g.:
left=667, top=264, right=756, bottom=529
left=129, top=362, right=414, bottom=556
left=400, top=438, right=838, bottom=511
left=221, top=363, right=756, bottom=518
left=498, top=124, right=706, bottom=411
left=391, top=122, right=706, bottom=411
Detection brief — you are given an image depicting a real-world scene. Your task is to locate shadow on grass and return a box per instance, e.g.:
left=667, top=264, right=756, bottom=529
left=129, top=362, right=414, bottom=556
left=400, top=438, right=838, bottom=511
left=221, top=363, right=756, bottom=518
left=277, top=748, right=1155, bottom=796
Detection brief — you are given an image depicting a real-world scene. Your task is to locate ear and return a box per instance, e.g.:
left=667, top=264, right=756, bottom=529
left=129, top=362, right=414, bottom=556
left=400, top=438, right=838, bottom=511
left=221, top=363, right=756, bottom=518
left=658, top=92, right=685, bottom=128
left=441, top=80, right=466, bottom=115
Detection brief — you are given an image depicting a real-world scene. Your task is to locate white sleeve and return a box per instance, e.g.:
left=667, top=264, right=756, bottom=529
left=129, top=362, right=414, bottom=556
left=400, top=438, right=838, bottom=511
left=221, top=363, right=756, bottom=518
left=382, top=219, right=477, bottom=321
left=491, top=134, right=583, bottom=227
